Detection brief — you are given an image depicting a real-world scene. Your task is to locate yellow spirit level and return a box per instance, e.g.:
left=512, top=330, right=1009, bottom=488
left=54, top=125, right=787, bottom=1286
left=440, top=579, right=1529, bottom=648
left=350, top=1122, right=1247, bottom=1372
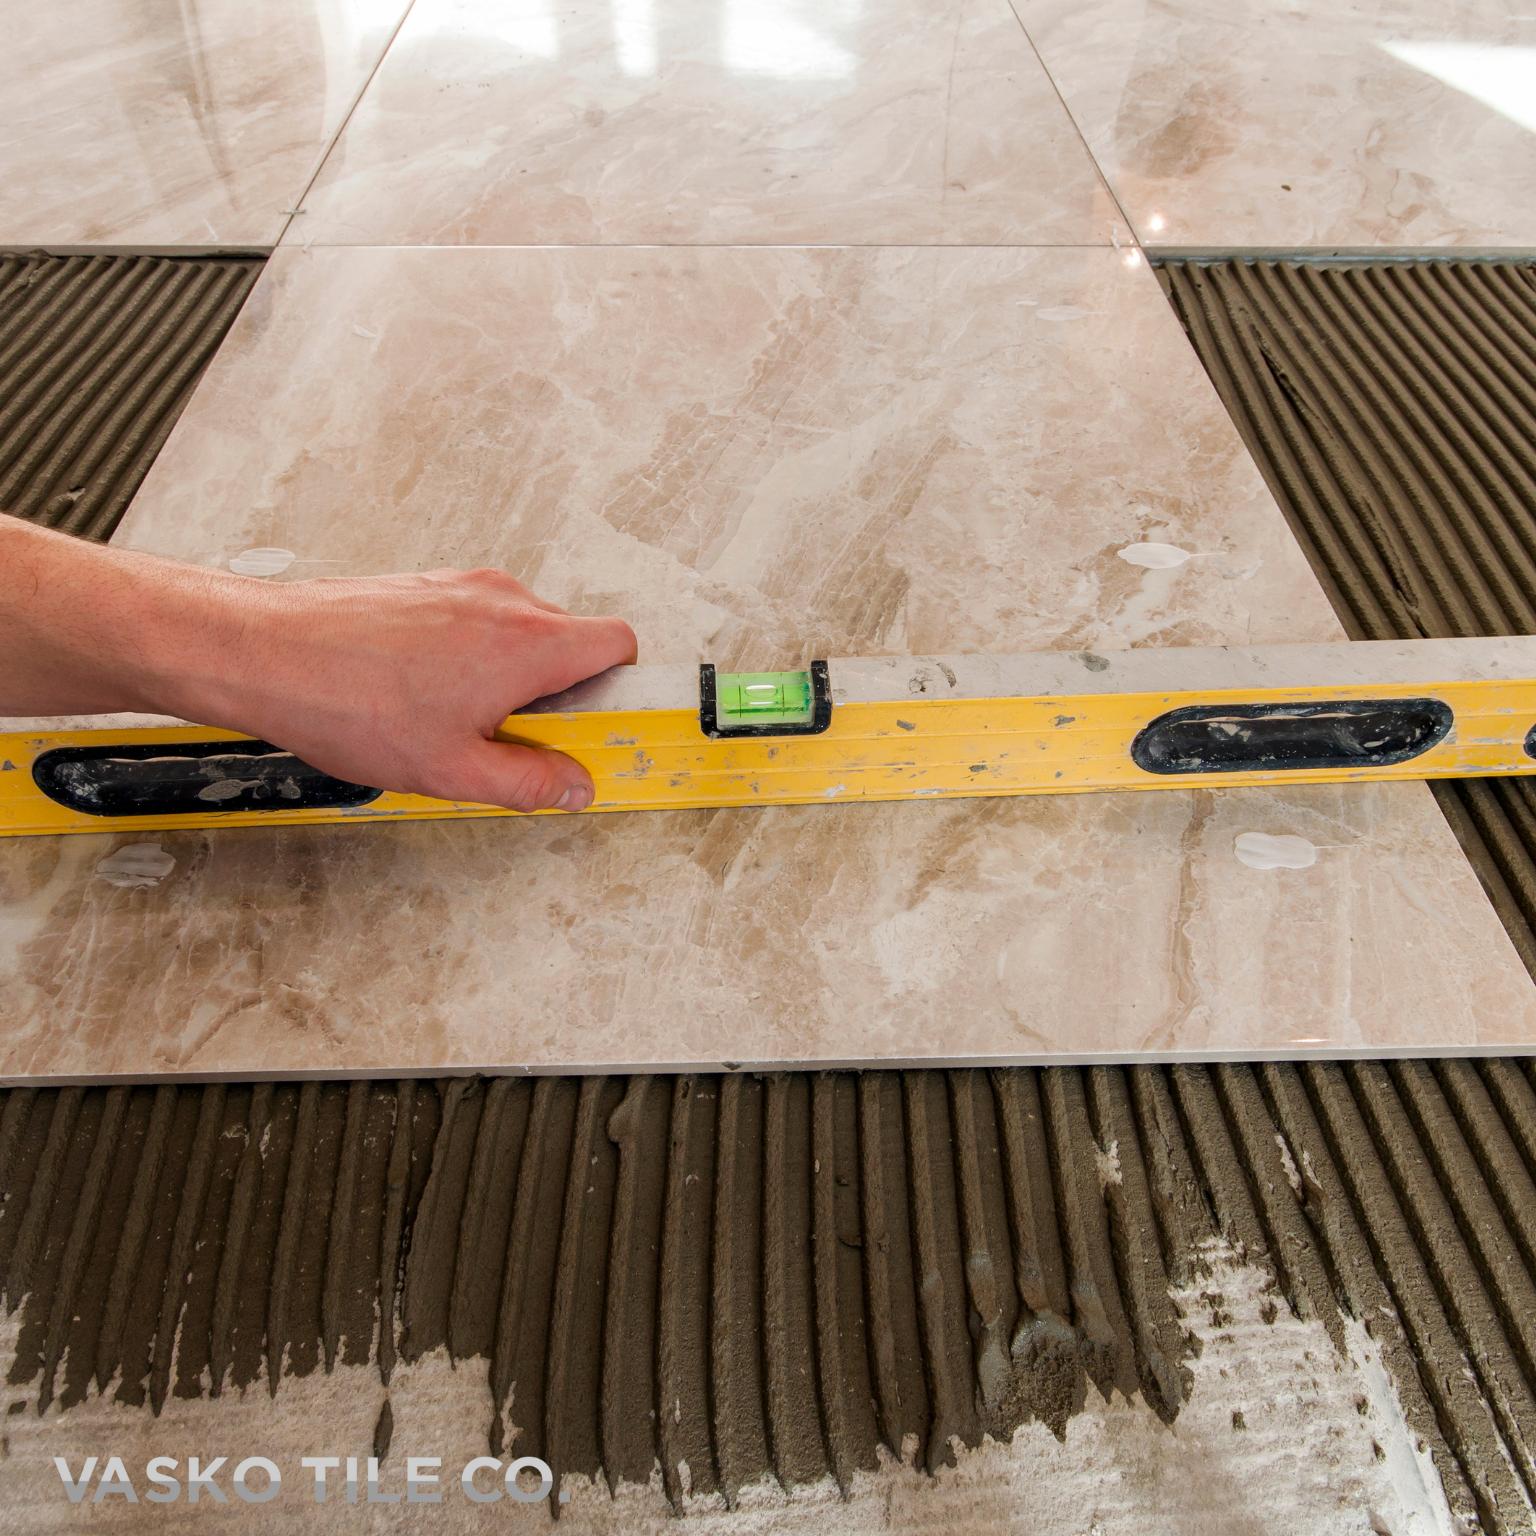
left=5, top=637, right=1536, bottom=839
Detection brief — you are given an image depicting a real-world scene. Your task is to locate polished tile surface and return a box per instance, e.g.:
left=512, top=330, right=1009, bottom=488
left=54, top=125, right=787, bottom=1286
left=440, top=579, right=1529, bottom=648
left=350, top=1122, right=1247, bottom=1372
left=1017, top=0, right=1536, bottom=248
left=0, top=0, right=410, bottom=247
left=291, top=0, right=1121, bottom=246
left=3, top=244, right=1531, bottom=1079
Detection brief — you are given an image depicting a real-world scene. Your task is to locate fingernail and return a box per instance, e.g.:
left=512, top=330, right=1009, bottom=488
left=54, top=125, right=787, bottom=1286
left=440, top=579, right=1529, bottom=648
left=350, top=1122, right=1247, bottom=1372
left=554, top=784, right=593, bottom=813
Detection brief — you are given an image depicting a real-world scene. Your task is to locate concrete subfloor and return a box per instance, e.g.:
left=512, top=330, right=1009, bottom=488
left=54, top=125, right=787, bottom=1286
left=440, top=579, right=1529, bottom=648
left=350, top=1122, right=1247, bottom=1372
left=0, top=1308, right=1453, bottom=1535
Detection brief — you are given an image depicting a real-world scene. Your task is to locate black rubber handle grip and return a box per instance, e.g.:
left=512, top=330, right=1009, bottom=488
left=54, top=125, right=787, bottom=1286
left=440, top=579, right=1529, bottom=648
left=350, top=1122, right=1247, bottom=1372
left=1132, top=698, right=1453, bottom=775
left=33, top=740, right=381, bottom=817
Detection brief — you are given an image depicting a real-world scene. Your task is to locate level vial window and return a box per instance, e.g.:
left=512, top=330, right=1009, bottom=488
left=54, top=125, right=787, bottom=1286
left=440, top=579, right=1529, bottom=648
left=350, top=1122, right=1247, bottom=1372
left=715, top=670, right=816, bottom=728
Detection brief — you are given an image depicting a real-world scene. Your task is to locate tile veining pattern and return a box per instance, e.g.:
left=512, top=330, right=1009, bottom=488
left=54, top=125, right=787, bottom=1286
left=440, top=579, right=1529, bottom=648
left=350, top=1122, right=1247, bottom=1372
left=0, top=0, right=412, bottom=247
left=1017, top=0, right=1536, bottom=249
left=289, top=0, right=1121, bottom=246
left=4, top=245, right=1533, bottom=1076
left=3, top=1061, right=1534, bottom=1530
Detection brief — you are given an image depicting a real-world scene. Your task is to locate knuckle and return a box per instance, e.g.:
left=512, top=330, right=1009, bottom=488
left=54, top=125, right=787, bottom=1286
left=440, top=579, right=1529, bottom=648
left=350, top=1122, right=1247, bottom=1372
left=504, top=602, right=565, bottom=641
left=601, top=615, right=638, bottom=654
left=436, top=568, right=514, bottom=609
left=464, top=566, right=522, bottom=596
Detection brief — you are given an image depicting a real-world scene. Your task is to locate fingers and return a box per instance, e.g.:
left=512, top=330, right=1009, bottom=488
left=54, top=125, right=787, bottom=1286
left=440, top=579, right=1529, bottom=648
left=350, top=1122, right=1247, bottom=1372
left=434, top=567, right=639, bottom=704
left=427, top=738, right=595, bottom=814
left=514, top=612, right=640, bottom=704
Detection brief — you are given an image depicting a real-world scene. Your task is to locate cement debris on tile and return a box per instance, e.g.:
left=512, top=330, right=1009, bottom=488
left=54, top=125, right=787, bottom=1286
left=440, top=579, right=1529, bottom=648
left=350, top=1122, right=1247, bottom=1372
left=288, top=0, right=1120, bottom=246
left=1017, top=0, right=1536, bottom=249
left=0, top=254, right=263, bottom=542
left=4, top=244, right=1532, bottom=1077
left=2, top=1061, right=1532, bottom=1532
left=0, top=0, right=412, bottom=247
left=1161, top=257, right=1536, bottom=974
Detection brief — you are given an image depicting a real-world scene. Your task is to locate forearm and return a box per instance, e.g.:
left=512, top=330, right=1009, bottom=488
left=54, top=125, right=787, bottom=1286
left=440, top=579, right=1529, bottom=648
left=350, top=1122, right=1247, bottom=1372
left=0, top=514, right=637, bottom=812
left=0, top=516, right=254, bottom=722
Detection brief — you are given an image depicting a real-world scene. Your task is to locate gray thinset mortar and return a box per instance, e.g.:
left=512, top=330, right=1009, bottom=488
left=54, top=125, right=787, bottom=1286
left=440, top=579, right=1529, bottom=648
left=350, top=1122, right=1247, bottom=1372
left=4, top=259, right=1536, bottom=1529
left=1153, top=256, right=1536, bottom=1528
left=4, top=1067, right=1536, bottom=1531
left=0, top=252, right=262, bottom=542
left=1159, top=256, right=1536, bottom=971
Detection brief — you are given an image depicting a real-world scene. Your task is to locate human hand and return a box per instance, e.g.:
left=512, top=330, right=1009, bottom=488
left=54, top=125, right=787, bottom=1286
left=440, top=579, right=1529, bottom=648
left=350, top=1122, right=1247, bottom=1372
left=0, top=522, right=634, bottom=813
left=198, top=567, right=637, bottom=812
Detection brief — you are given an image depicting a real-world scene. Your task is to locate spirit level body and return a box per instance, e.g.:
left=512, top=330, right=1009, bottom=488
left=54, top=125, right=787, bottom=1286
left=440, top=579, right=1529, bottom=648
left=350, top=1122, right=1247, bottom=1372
left=4, top=637, right=1536, bottom=839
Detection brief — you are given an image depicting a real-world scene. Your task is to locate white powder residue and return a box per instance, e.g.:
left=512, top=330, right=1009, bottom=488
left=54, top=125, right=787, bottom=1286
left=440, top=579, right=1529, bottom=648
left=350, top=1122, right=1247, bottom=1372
left=1117, top=541, right=1193, bottom=569
left=197, top=778, right=259, bottom=802
left=1235, top=831, right=1318, bottom=871
left=0, top=1256, right=1460, bottom=1536
left=94, top=843, right=176, bottom=889
left=1343, top=1313, right=1467, bottom=1535
left=1275, top=1131, right=1304, bottom=1198
left=228, top=547, right=295, bottom=577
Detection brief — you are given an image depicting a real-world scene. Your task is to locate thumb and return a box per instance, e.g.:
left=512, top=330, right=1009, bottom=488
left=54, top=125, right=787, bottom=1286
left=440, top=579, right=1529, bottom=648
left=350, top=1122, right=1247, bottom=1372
left=436, top=738, right=595, bottom=813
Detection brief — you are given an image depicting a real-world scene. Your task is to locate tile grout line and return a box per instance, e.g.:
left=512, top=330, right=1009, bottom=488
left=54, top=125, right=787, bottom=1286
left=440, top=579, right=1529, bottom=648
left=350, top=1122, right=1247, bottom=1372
left=991, top=14, right=1529, bottom=957
left=1000, top=0, right=1143, bottom=257
left=275, top=0, right=422, bottom=250
left=253, top=240, right=1126, bottom=254
left=272, top=0, right=1139, bottom=261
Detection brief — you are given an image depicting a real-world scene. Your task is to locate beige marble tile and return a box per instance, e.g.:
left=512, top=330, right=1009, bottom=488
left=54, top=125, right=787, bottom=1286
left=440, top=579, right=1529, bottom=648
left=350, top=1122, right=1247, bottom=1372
left=290, top=0, right=1121, bottom=246
left=1017, top=0, right=1536, bottom=249
left=0, top=0, right=410, bottom=247
left=4, top=244, right=1533, bottom=1078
